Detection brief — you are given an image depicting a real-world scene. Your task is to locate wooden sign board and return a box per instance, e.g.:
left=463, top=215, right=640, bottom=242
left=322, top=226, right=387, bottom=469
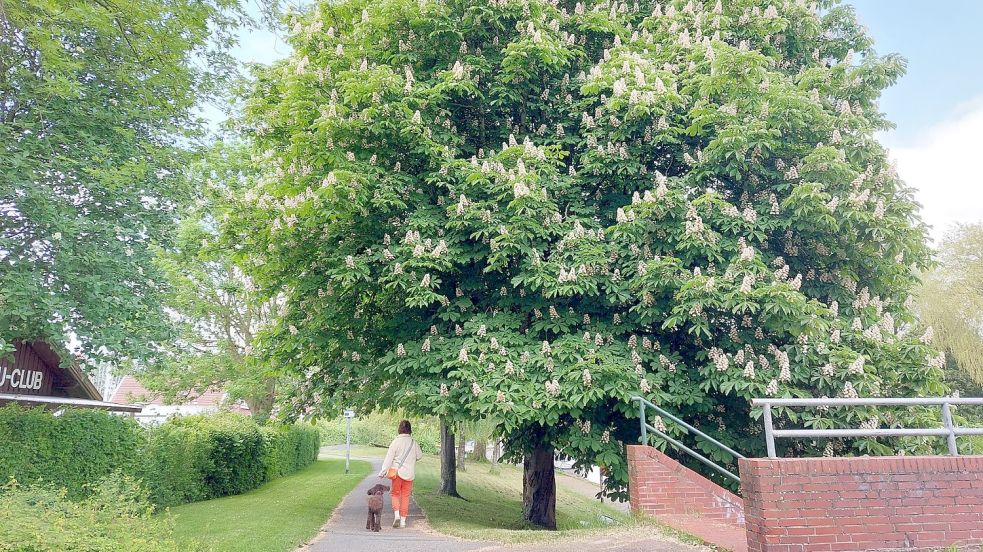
left=0, top=344, right=55, bottom=396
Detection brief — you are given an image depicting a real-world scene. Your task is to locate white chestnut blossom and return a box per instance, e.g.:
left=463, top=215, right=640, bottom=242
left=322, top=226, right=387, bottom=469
left=848, top=356, right=865, bottom=375
left=740, top=274, right=755, bottom=294
left=652, top=415, right=667, bottom=433
left=743, top=361, right=756, bottom=379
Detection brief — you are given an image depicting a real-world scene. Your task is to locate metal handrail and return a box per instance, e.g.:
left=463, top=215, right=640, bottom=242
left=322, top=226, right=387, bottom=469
left=632, top=396, right=744, bottom=483
left=753, top=397, right=983, bottom=458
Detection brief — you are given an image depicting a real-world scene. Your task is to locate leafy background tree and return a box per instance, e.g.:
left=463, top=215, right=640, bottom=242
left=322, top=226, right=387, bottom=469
left=0, top=0, right=248, bottom=364
left=915, top=223, right=983, bottom=419
left=140, top=142, right=283, bottom=420
left=229, top=0, right=944, bottom=527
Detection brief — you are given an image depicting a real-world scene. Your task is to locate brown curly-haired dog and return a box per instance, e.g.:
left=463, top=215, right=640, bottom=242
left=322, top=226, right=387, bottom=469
left=366, top=483, right=390, bottom=532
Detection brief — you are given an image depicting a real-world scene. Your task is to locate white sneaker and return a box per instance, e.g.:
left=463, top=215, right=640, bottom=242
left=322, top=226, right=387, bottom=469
left=399, top=518, right=406, bottom=529
left=392, top=513, right=400, bottom=528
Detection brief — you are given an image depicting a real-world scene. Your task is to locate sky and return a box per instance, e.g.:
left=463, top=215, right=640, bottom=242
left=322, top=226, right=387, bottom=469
left=224, top=0, right=983, bottom=244
left=849, top=0, right=983, bottom=243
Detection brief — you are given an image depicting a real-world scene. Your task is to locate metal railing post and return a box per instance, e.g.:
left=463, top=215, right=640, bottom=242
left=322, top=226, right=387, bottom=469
left=631, top=396, right=744, bottom=482
left=763, top=403, right=777, bottom=458
left=941, top=402, right=958, bottom=456
left=750, top=397, right=983, bottom=457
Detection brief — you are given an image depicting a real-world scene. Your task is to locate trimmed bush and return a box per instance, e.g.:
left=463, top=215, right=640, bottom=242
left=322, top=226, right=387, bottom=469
left=0, top=405, right=320, bottom=509
left=0, top=405, right=143, bottom=499
left=260, top=423, right=320, bottom=480
left=138, top=421, right=212, bottom=507
left=173, top=413, right=266, bottom=498
left=140, top=413, right=320, bottom=505
left=0, top=474, right=197, bottom=552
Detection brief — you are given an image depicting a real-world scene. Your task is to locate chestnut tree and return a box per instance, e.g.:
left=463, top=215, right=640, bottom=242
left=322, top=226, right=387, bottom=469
left=232, top=0, right=945, bottom=528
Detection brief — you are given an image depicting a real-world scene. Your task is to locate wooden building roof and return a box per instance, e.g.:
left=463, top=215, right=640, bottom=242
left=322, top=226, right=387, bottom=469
left=0, top=341, right=139, bottom=412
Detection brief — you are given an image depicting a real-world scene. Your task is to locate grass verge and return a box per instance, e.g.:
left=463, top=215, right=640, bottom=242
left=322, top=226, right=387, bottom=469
left=321, top=444, right=388, bottom=459
left=412, top=455, right=652, bottom=544
left=168, top=458, right=371, bottom=552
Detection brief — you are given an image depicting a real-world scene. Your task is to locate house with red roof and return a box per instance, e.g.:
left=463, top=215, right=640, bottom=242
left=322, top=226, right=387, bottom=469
left=109, top=375, right=250, bottom=425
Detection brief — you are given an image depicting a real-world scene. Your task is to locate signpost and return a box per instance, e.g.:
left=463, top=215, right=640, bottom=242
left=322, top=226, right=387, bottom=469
left=343, top=409, right=355, bottom=474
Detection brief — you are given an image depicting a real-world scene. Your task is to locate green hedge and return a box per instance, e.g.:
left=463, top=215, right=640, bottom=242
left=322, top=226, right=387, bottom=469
left=139, top=413, right=320, bottom=506
left=0, top=405, right=143, bottom=500
left=0, top=406, right=320, bottom=508
left=260, top=424, right=321, bottom=480
left=137, top=419, right=214, bottom=506
left=172, top=413, right=266, bottom=499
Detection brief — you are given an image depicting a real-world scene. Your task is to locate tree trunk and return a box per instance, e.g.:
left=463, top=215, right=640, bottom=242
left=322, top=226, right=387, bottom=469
left=245, top=377, right=276, bottom=423
left=522, top=443, right=556, bottom=529
left=456, top=425, right=467, bottom=472
left=438, top=417, right=461, bottom=497
left=472, top=438, right=487, bottom=462
left=489, top=440, right=502, bottom=474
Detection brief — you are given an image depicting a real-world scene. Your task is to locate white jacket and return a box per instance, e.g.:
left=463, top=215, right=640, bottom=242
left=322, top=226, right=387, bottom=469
left=378, top=434, right=424, bottom=481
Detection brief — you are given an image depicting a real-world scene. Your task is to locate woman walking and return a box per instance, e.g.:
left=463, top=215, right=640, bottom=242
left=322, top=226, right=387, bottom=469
left=378, top=419, right=424, bottom=528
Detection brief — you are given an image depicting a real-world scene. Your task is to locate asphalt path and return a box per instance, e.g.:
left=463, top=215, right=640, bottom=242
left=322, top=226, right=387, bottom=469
left=301, top=452, right=494, bottom=552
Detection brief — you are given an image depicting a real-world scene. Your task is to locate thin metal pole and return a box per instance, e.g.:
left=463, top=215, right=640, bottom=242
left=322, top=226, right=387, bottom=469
left=763, top=404, right=776, bottom=458
left=345, top=414, right=352, bottom=473
left=941, top=402, right=958, bottom=456
left=639, top=398, right=647, bottom=446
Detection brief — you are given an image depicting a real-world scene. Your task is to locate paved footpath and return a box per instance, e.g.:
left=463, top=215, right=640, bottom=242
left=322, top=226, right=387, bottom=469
left=300, top=453, right=494, bottom=552
left=301, top=448, right=708, bottom=552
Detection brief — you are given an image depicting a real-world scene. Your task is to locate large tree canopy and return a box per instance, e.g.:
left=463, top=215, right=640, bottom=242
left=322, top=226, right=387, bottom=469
left=0, top=0, right=245, bottom=362
left=232, top=0, right=945, bottom=523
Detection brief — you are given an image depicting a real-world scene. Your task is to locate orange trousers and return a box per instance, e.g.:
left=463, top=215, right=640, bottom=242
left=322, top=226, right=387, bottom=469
left=390, top=475, right=413, bottom=517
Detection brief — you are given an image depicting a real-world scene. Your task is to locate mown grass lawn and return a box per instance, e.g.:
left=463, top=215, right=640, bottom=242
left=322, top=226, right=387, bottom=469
left=321, top=444, right=388, bottom=459
left=411, top=455, right=643, bottom=544
left=167, top=459, right=371, bottom=552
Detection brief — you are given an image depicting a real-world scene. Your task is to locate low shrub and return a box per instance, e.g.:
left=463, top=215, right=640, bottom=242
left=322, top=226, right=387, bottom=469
left=0, top=405, right=143, bottom=500
left=0, top=474, right=197, bottom=552
left=318, top=412, right=440, bottom=454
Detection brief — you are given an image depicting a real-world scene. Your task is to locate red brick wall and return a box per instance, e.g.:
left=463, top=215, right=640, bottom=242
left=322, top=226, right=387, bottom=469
left=739, top=456, right=983, bottom=551
left=627, top=444, right=745, bottom=526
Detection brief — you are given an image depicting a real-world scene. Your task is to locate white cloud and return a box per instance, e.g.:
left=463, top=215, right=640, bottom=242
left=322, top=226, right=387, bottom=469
left=885, top=97, right=983, bottom=244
